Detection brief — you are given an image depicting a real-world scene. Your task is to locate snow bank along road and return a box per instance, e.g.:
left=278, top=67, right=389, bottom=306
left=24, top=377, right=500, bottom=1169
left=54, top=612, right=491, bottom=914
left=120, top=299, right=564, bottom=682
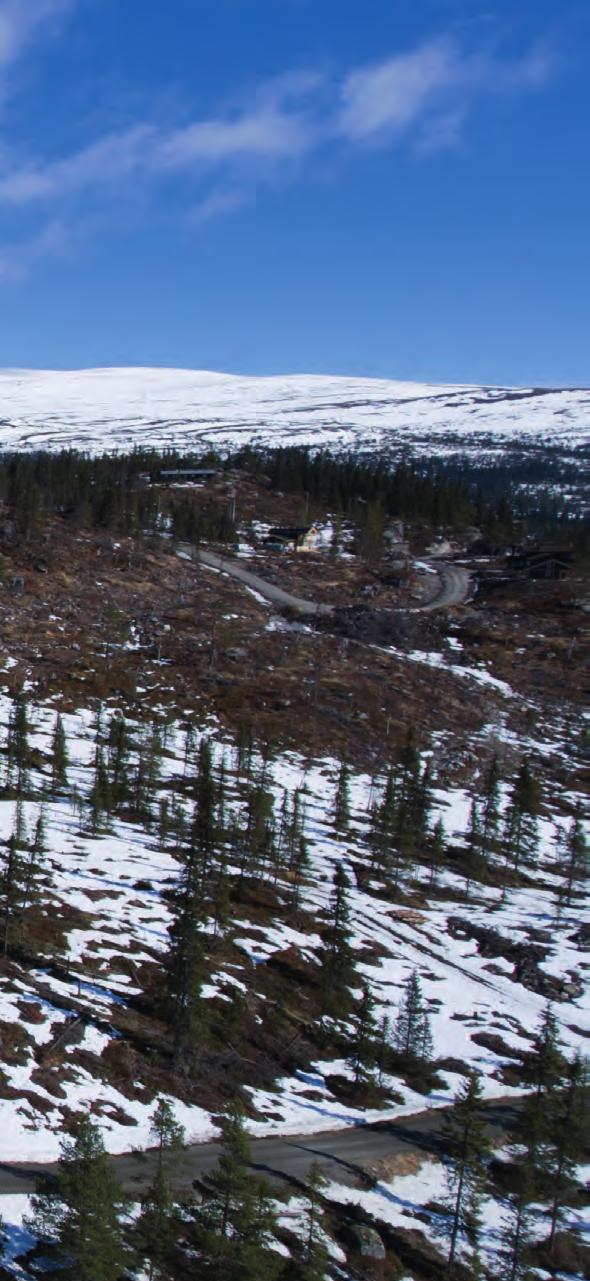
left=180, top=547, right=471, bottom=616
left=0, top=1100, right=517, bottom=1197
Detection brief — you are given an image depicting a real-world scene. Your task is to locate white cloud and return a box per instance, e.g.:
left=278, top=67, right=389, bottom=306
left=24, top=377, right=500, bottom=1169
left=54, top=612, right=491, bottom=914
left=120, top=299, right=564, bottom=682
left=0, top=0, right=75, bottom=70
left=189, top=188, right=250, bottom=227
left=0, top=102, right=314, bottom=207
left=339, top=40, right=457, bottom=141
left=337, top=38, right=552, bottom=147
left=0, top=29, right=555, bottom=273
left=158, top=106, right=312, bottom=168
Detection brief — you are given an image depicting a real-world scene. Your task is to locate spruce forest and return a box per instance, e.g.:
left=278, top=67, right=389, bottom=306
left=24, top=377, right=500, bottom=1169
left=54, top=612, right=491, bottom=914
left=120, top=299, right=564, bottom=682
left=0, top=442, right=585, bottom=1281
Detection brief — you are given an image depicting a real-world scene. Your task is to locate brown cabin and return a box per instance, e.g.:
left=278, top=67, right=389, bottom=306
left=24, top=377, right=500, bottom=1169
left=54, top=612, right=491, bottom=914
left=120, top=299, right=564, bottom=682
left=508, top=546, right=573, bottom=581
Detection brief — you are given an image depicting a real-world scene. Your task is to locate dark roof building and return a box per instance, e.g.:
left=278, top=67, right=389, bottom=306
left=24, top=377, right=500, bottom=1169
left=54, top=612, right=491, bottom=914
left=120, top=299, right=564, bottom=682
left=508, top=546, right=573, bottom=580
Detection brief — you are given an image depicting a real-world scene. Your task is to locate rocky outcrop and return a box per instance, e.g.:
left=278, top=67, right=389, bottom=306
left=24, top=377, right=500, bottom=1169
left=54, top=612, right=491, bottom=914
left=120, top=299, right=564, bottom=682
left=448, top=917, right=583, bottom=1001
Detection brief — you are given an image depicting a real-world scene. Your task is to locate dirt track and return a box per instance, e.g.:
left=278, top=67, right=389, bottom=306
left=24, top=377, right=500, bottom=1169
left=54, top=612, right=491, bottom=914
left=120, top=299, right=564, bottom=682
left=178, top=546, right=471, bottom=617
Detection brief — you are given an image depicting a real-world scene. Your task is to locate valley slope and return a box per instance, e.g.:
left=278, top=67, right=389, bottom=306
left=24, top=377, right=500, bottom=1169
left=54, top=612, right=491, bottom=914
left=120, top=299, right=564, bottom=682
left=0, top=368, right=588, bottom=471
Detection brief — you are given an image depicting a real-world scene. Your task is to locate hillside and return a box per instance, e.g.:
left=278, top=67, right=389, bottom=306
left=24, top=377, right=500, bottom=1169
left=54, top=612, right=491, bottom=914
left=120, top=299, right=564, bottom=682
left=0, top=368, right=588, bottom=465
left=0, top=447, right=585, bottom=1279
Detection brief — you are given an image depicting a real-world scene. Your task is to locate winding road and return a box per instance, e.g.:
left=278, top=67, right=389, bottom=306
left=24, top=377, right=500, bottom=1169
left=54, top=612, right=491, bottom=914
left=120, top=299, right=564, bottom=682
left=178, top=546, right=470, bottom=617
left=0, top=1100, right=517, bottom=1198
left=417, top=563, right=472, bottom=612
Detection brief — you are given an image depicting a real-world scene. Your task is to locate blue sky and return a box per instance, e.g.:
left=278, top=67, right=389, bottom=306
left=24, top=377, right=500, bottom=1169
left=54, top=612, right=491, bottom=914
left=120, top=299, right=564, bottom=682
left=0, top=0, right=587, bottom=383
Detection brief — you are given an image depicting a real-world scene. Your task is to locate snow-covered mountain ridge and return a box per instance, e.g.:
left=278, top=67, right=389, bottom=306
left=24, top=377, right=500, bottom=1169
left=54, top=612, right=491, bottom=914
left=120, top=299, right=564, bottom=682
left=0, top=367, right=588, bottom=460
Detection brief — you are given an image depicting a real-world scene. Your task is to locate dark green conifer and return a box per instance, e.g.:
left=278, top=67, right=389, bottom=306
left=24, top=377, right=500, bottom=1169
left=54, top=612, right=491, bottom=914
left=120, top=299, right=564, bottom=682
left=1, top=800, right=27, bottom=954
left=393, top=969, right=433, bottom=1062
left=350, top=983, right=378, bottom=1084
left=542, top=1054, right=589, bottom=1255
left=465, top=799, right=483, bottom=897
left=51, top=713, right=69, bottom=793
left=6, top=690, right=31, bottom=796
left=502, top=758, right=539, bottom=878
left=166, top=881, right=207, bottom=1074
left=27, top=1114, right=131, bottom=1281
left=428, top=818, right=446, bottom=888
left=480, top=755, right=501, bottom=863
left=319, top=865, right=355, bottom=1016
left=333, top=760, right=351, bottom=833
left=137, top=1098, right=186, bottom=1281
left=560, top=805, right=588, bottom=907
left=444, top=1072, right=490, bottom=1277
left=494, top=1168, right=536, bottom=1281
left=192, top=1101, right=280, bottom=1280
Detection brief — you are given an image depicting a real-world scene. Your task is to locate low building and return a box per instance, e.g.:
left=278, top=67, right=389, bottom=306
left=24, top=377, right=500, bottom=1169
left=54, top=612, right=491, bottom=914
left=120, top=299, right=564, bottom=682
left=155, top=469, right=219, bottom=485
left=265, top=525, right=319, bottom=552
left=508, top=546, right=573, bottom=580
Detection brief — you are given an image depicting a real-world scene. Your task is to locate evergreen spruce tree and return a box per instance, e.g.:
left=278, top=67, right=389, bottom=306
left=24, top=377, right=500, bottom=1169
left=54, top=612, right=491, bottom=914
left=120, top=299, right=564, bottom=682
left=212, top=851, right=231, bottom=938
left=502, top=758, right=539, bottom=878
left=183, top=721, right=196, bottom=776
left=137, top=1098, right=186, bottom=1281
left=235, top=724, right=254, bottom=780
left=542, top=1054, right=589, bottom=1255
left=191, top=738, right=217, bottom=877
left=560, top=806, right=588, bottom=907
left=319, top=865, right=355, bottom=1016
left=393, top=969, right=433, bottom=1062
left=333, top=760, right=351, bottom=833
left=290, top=834, right=310, bottom=911
left=26, top=1114, right=131, bottom=1281
left=376, top=1013, right=392, bottom=1085
left=242, top=778, right=276, bottom=882
left=520, top=1004, right=564, bottom=1164
left=480, top=755, right=501, bottom=865
left=443, top=1072, right=490, bottom=1277
left=166, top=881, right=207, bottom=1073
left=50, top=713, right=69, bottom=794
left=107, top=712, right=129, bottom=808
left=494, top=1170, right=535, bottom=1281
left=350, top=983, right=378, bottom=1085
left=192, top=1101, right=280, bottom=1281
left=158, top=797, right=170, bottom=849
left=414, top=756, right=434, bottom=850
left=216, top=752, right=228, bottom=837
left=1, top=800, right=27, bottom=954
left=369, top=767, right=396, bottom=875
left=428, top=818, right=446, bottom=889
left=291, top=1162, right=329, bottom=1281
left=89, top=746, right=111, bottom=832
left=391, top=729, right=423, bottom=883
left=6, top=690, right=31, bottom=796
left=20, top=804, right=47, bottom=915
left=464, top=800, right=483, bottom=898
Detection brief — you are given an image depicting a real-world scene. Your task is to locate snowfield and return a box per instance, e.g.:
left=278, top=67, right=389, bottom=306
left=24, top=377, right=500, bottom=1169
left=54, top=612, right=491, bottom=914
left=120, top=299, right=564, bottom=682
left=0, top=682, right=585, bottom=1165
left=0, top=367, right=587, bottom=462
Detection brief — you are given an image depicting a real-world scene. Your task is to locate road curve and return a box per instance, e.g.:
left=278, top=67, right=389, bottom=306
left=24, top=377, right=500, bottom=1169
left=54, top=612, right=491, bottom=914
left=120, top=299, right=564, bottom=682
left=416, top=563, right=471, bottom=611
left=0, top=1099, right=517, bottom=1199
left=180, top=545, right=334, bottom=618
left=178, top=546, right=470, bottom=617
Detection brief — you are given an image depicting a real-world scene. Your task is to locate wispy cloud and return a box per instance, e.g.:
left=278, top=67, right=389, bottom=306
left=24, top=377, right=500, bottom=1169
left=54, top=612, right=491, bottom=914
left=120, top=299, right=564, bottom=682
left=337, top=38, right=552, bottom=147
left=338, top=39, right=458, bottom=142
left=189, top=188, right=250, bottom=228
left=0, top=0, right=75, bottom=72
left=0, top=27, right=554, bottom=273
left=0, top=215, right=69, bottom=279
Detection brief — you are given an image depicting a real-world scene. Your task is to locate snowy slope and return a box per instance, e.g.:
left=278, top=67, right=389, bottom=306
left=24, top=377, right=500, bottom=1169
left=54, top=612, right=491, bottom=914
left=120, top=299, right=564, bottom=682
left=0, top=679, right=586, bottom=1164
left=0, top=367, right=587, bottom=461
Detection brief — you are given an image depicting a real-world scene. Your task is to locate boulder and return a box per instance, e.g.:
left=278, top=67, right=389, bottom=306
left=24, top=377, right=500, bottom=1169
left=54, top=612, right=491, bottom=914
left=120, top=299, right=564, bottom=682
left=346, top=1224, right=386, bottom=1260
